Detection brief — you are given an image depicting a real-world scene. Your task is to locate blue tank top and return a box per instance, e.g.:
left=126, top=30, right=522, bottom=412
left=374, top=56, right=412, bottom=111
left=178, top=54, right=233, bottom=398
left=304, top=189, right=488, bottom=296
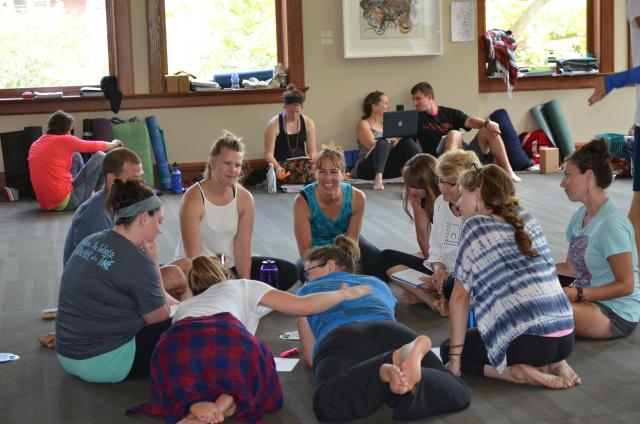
left=301, top=182, right=353, bottom=246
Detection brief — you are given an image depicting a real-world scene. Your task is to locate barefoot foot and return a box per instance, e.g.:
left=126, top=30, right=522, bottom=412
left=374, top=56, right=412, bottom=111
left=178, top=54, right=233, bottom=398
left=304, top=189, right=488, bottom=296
left=190, top=401, right=224, bottom=423
left=177, top=412, right=206, bottom=424
left=504, top=364, right=569, bottom=389
left=398, top=290, right=419, bottom=304
left=379, top=363, right=410, bottom=394
left=393, top=335, right=432, bottom=392
left=510, top=172, right=522, bottom=183
left=548, top=360, right=582, bottom=387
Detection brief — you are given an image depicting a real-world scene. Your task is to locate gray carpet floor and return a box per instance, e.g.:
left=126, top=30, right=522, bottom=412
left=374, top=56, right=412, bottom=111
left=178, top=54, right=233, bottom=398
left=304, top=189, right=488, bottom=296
left=1, top=171, right=639, bottom=423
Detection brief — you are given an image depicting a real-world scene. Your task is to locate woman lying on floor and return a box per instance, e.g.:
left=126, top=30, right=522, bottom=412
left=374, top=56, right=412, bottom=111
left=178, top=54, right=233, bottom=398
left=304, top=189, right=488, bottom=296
left=297, top=235, right=470, bottom=422
left=127, top=254, right=370, bottom=424
left=380, top=150, right=480, bottom=315
left=557, top=139, right=640, bottom=338
left=441, top=164, right=580, bottom=389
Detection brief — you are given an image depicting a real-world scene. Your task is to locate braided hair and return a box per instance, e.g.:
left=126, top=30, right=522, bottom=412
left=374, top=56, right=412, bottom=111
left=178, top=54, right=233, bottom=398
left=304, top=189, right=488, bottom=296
left=459, top=164, right=539, bottom=258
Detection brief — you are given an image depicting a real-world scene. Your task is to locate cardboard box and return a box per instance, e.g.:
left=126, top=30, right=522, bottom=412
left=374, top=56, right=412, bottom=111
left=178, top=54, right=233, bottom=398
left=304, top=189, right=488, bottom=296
left=165, top=75, right=179, bottom=93
left=540, top=147, right=560, bottom=173
left=177, top=74, right=190, bottom=92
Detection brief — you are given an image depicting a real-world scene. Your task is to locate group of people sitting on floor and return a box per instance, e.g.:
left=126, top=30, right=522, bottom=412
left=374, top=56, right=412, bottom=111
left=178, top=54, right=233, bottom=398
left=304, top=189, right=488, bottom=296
left=27, top=85, right=640, bottom=423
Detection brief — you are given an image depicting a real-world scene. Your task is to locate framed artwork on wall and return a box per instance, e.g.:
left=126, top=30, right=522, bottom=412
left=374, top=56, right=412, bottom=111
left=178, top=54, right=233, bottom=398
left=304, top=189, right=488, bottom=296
left=342, top=0, right=443, bottom=58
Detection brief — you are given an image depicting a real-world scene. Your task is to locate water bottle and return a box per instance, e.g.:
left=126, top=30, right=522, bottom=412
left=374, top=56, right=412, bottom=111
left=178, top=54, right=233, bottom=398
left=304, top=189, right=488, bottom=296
left=259, top=260, right=279, bottom=288
left=467, top=308, right=476, bottom=329
left=171, top=162, right=183, bottom=194
left=230, top=72, right=240, bottom=90
left=266, top=163, right=277, bottom=194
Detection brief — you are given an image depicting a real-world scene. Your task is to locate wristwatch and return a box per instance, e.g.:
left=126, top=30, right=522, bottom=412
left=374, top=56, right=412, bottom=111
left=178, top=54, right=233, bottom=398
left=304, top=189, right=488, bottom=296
left=483, top=119, right=490, bottom=127
left=576, top=287, right=585, bottom=302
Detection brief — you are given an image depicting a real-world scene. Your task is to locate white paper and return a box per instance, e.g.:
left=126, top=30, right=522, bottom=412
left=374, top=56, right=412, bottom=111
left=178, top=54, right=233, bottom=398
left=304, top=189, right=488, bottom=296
left=274, top=357, right=299, bottom=372
left=430, top=347, right=442, bottom=362
left=451, top=2, right=474, bottom=42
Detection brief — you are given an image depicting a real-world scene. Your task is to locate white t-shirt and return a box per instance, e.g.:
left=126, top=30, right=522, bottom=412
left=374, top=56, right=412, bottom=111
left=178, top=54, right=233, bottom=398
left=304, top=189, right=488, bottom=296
left=424, top=195, right=463, bottom=272
left=172, top=279, right=275, bottom=335
left=628, top=1, right=640, bottom=124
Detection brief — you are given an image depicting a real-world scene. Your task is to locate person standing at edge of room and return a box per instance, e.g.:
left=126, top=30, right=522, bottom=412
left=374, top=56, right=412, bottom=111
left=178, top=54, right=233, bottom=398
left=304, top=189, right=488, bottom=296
left=28, top=110, right=123, bottom=211
left=264, top=84, right=317, bottom=184
left=174, top=130, right=298, bottom=290
left=352, top=90, right=421, bottom=190
left=410, top=82, right=521, bottom=182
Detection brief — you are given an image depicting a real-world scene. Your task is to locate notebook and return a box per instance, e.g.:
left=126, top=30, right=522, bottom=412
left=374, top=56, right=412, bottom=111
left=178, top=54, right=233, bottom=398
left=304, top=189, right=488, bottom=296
left=382, top=110, right=418, bottom=138
left=391, top=268, right=430, bottom=288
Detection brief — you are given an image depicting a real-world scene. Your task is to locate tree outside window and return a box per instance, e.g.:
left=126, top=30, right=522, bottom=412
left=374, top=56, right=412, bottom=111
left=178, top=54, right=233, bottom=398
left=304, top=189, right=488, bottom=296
left=165, top=0, right=277, bottom=77
left=485, top=0, right=587, bottom=69
left=0, top=0, right=109, bottom=89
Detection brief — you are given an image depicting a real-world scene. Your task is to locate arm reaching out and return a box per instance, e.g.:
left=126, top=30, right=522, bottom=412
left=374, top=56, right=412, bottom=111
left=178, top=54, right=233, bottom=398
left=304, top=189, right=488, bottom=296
left=259, top=283, right=372, bottom=316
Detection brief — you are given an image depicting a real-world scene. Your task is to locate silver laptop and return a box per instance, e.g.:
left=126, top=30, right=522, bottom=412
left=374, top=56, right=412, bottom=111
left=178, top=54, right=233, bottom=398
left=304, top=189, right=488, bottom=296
left=382, top=110, right=418, bottom=138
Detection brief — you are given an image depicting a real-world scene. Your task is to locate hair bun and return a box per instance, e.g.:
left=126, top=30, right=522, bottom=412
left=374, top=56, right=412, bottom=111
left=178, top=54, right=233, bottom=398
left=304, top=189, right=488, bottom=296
left=591, top=138, right=611, bottom=160
left=333, top=235, right=361, bottom=263
left=286, top=83, right=295, bottom=91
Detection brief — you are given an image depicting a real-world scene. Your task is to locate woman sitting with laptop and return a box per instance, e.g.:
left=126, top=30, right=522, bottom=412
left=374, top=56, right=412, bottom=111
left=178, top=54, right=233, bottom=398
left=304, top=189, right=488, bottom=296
left=352, top=91, right=421, bottom=190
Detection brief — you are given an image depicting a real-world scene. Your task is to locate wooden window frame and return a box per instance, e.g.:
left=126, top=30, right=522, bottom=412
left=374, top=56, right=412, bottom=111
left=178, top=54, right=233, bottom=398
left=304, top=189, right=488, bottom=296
left=0, top=0, right=133, bottom=100
left=146, top=0, right=304, bottom=102
left=478, top=0, right=614, bottom=93
left=0, top=0, right=304, bottom=116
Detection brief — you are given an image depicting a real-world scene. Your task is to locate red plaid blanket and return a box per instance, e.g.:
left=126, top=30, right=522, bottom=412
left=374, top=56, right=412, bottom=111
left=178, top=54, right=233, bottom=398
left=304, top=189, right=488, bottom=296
left=127, top=313, right=282, bottom=423
left=483, top=29, right=518, bottom=94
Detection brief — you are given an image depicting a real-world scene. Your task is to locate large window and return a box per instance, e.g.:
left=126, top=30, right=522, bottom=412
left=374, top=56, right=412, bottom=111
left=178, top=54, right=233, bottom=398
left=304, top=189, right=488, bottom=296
left=165, top=0, right=278, bottom=77
left=478, top=0, right=614, bottom=93
left=147, top=0, right=304, bottom=98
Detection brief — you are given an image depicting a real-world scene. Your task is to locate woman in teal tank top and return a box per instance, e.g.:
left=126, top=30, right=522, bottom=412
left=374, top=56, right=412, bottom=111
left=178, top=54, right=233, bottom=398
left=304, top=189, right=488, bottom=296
left=293, top=147, right=383, bottom=279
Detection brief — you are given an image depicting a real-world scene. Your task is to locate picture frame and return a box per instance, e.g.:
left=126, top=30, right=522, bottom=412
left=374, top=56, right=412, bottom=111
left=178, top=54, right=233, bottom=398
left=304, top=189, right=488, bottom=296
left=342, top=0, right=443, bottom=59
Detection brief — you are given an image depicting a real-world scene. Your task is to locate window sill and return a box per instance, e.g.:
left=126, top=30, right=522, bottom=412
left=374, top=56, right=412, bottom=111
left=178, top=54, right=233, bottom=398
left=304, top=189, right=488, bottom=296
left=0, top=88, right=290, bottom=116
left=479, top=73, right=607, bottom=93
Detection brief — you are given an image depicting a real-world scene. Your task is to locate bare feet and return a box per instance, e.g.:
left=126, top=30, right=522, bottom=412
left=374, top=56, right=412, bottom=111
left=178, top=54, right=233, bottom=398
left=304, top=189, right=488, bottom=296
left=501, top=364, right=570, bottom=389
left=373, top=173, right=384, bottom=190
left=177, top=412, right=205, bottom=424
left=510, top=172, right=522, bottom=183
left=189, top=395, right=235, bottom=424
left=398, top=290, right=419, bottom=304
left=38, top=332, right=56, bottom=349
left=379, top=363, right=410, bottom=394
left=547, top=360, right=582, bottom=387
left=392, top=335, right=432, bottom=393
left=433, top=298, right=449, bottom=317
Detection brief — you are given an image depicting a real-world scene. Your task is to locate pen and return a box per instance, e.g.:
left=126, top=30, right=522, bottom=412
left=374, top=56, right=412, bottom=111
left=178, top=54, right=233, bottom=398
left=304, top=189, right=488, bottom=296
left=279, top=347, right=300, bottom=358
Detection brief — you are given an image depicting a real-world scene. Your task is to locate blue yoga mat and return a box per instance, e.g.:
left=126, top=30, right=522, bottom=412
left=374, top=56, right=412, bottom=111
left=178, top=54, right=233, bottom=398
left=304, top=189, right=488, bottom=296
left=489, top=109, right=532, bottom=171
left=145, top=116, right=171, bottom=190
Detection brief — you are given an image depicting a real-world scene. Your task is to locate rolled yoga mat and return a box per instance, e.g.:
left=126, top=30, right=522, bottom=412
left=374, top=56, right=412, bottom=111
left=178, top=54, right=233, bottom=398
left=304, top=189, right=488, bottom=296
left=489, top=109, right=532, bottom=171
left=145, top=116, right=172, bottom=190
left=541, top=98, right=575, bottom=160
left=0, top=126, right=41, bottom=197
left=529, top=104, right=557, bottom=148
left=91, top=118, right=114, bottom=142
left=111, top=119, right=155, bottom=187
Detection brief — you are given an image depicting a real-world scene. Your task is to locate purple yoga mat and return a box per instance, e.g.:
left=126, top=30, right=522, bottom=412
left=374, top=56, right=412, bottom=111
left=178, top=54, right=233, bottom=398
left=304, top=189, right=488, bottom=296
left=91, top=118, right=113, bottom=142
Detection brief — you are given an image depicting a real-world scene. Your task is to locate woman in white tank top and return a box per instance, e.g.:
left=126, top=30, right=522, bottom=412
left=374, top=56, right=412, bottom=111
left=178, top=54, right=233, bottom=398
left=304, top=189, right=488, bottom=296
left=175, top=131, right=298, bottom=290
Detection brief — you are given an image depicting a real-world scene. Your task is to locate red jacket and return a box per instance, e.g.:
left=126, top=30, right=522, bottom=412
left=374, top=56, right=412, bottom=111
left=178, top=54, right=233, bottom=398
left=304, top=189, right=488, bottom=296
left=28, top=134, right=108, bottom=209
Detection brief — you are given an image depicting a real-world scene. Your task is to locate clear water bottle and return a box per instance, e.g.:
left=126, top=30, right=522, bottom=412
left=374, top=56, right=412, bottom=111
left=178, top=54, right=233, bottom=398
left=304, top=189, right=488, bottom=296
left=259, top=260, right=279, bottom=288
left=171, top=162, right=183, bottom=194
left=266, top=163, right=277, bottom=194
left=230, top=72, right=240, bottom=90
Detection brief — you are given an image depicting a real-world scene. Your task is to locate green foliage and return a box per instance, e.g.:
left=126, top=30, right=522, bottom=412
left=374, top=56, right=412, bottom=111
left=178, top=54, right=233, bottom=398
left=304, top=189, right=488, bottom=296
left=0, top=5, right=108, bottom=89
left=165, top=0, right=277, bottom=77
left=486, top=0, right=587, bottom=67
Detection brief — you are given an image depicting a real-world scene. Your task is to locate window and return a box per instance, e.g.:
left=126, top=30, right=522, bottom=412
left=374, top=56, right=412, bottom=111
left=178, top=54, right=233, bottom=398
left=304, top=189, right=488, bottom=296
left=477, top=0, right=614, bottom=93
left=147, top=0, right=305, bottom=101
left=164, top=0, right=277, bottom=76
left=486, top=0, right=586, bottom=69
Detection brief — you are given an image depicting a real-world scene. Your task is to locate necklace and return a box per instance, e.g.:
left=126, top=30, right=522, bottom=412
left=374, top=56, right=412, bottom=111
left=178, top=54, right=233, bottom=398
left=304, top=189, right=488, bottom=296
left=284, top=113, right=301, bottom=156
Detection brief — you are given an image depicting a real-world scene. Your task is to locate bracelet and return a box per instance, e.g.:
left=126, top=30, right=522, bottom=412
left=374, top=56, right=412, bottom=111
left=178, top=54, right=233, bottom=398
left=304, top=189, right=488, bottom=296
left=448, top=353, right=463, bottom=356
left=483, top=119, right=490, bottom=127
left=449, top=344, right=464, bottom=349
left=576, top=287, right=585, bottom=303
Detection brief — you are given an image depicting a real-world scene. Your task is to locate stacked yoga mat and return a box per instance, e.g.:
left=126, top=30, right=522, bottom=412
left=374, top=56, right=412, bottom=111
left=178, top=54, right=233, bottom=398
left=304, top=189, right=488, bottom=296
left=530, top=99, right=575, bottom=161
left=0, top=126, right=42, bottom=197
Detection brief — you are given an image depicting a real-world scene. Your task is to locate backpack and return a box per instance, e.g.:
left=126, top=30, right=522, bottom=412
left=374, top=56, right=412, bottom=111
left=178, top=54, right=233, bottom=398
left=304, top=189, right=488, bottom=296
left=519, top=129, right=554, bottom=165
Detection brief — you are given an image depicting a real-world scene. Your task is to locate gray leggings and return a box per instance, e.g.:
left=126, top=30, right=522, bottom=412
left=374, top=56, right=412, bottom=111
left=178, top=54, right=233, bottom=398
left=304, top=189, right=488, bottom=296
left=354, top=137, right=420, bottom=180
left=64, top=151, right=106, bottom=211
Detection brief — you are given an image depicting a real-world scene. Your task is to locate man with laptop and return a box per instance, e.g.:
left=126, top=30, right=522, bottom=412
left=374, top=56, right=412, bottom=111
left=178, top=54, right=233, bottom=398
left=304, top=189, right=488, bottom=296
left=353, top=90, right=421, bottom=190
left=410, top=82, right=521, bottom=182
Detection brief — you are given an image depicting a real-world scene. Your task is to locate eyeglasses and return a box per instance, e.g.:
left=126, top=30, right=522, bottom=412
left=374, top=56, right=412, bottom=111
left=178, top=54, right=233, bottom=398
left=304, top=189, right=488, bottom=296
left=433, top=176, right=457, bottom=188
left=303, top=262, right=327, bottom=281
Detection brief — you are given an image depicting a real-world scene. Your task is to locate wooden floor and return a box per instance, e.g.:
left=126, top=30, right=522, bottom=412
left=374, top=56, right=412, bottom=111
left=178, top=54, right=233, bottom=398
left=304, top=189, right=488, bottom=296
left=1, top=171, right=639, bottom=424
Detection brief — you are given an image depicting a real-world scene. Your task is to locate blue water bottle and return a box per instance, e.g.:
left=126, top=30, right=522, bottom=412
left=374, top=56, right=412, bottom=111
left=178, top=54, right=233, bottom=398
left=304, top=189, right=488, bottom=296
left=259, top=260, right=279, bottom=288
left=230, top=72, right=240, bottom=90
left=171, top=162, right=183, bottom=194
left=467, top=308, right=477, bottom=329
